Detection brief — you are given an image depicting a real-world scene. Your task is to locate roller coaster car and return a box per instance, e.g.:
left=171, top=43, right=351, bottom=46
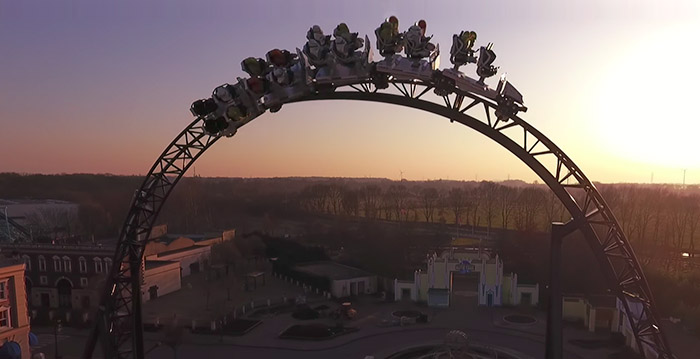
left=311, top=35, right=372, bottom=87
left=495, top=75, right=526, bottom=120
left=191, top=97, right=235, bottom=137
left=262, top=49, right=311, bottom=111
left=312, top=23, right=373, bottom=87
left=199, top=81, right=267, bottom=137
left=374, top=47, right=439, bottom=83
left=496, top=75, right=524, bottom=106
left=202, top=114, right=236, bottom=137
left=439, top=68, right=497, bottom=99
left=375, top=20, right=439, bottom=82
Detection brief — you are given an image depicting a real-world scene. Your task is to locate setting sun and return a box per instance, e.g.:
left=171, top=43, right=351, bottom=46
left=595, top=25, right=700, bottom=169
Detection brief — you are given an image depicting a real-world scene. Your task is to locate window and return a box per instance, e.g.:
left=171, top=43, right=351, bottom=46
left=80, top=277, right=88, bottom=288
left=38, top=256, right=46, bottom=272
left=0, top=308, right=10, bottom=329
left=104, top=258, right=113, bottom=273
left=62, top=256, right=72, bottom=273
left=40, top=276, right=48, bottom=285
left=94, top=258, right=103, bottom=273
left=22, top=255, right=31, bottom=271
left=53, top=256, right=61, bottom=272
left=0, top=280, right=7, bottom=301
left=79, top=257, right=87, bottom=273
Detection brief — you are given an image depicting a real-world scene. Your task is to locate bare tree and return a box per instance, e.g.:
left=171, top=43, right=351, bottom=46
left=327, top=183, right=344, bottom=215
left=448, top=187, right=467, bottom=226
left=361, top=185, right=382, bottom=219
left=341, top=188, right=359, bottom=217
left=513, top=187, right=544, bottom=232
left=419, top=186, right=439, bottom=223
left=467, top=187, right=482, bottom=228
left=478, top=182, right=499, bottom=232
left=25, top=207, right=81, bottom=240
left=497, top=185, right=516, bottom=229
left=387, top=184, right=410, bottom=221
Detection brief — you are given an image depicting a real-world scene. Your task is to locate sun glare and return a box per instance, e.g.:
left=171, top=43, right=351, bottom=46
left=594, top=26, right=700, bottom=169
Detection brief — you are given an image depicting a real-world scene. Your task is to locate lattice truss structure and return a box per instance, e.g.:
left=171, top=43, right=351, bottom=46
left=85, top=18, right=674, bottom=359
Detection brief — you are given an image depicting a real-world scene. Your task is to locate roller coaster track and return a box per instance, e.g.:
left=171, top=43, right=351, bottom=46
left=0, top=208, right=32, bottom=242
left=83, top=74, right=674, bottom=359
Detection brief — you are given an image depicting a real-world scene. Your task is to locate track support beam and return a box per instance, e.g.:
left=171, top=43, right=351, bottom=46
left=546, top=221, right=576, bottom=359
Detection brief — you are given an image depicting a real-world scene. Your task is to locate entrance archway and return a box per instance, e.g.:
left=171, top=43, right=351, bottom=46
left=56, top=278, right=72, bottom=309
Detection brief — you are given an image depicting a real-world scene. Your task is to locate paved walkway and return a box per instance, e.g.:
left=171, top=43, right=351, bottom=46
left=140, top=296, right=620, bottom=359
left=142, top=269, right=311, bottom=324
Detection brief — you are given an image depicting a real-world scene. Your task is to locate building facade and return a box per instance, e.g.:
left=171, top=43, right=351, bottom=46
left=292, top=261, right=377, bottom=298
left=0, top=242, right=184, bottom=317
left=7, top=243, right=114, bottom=311
left=0, top=259, right=31, bottom=359
left=394, top=249, right=538, bottom=308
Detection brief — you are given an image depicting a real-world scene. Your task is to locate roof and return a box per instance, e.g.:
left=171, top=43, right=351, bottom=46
left=144, top=260, right=178, bottom=271
left=293, top=261, right=373, bottom=281
left=156, top=244, right=208, bottom=257
left=0, top=199, right=76, bottom=205
left=0, top=243, right=115, bottom=254
left=151, top=233, right=220, bottom=244
left=563, top=293, right=617, bottom=308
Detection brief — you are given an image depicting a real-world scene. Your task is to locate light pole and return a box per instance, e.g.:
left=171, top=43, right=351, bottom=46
left=54, top=319, right=62, bottom=359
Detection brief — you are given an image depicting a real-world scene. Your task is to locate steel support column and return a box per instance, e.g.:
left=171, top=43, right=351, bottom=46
left=546, top=221, right=575, bottom=359
left=546, top=223, right=562, bottom=359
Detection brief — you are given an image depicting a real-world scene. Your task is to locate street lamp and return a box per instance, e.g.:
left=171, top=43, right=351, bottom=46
left=54, top=319, right=62, bottom=359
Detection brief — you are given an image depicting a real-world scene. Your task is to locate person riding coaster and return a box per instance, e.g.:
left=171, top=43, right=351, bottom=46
left=450, top=31, right=477, bottom=70
left=241, top=57, right=268, bottom=78
left=403, top=20, right=436, bottom=60
left=375, top=16, right=403, bottom=57
left=240, top=57, right=271, bottom=98
left=303, top=25, right=331, bottom=68
left=331, top=23, right=364, bottom=64
left=311, top=22, right=371, bottom=83
left=265, top=49, right=298, bottom=86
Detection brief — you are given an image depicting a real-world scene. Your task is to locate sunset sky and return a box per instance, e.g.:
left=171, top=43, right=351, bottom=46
left=1, top=0, right=699, bottom=184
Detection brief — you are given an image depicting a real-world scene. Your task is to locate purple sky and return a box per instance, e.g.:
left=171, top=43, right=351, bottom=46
left=1, top=0, right=699, bottom=183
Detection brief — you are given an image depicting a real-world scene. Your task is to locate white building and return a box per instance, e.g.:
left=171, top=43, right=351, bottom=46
left=142, top=260, right=181, bottom=301
left=394, top=249, right=538, bottom=308
left=293, top=261, right=377, bottom=298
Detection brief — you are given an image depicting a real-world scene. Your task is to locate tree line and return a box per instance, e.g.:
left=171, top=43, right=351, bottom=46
left=2, top=173, right=699, bottom=271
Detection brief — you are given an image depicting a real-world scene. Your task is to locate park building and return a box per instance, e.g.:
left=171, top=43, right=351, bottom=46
left=561, top=293, right=663, bottom=358
left=291, top=261, right=378, bottom=298
left=562, top=294, right=619, bottom=332
left=143, top=224, right=235, bottom=277
left=394, top=248, right=539, bottom=308
left=0, top=225, right=235, bottom=324
left=0, top=258, right=31, bottom=359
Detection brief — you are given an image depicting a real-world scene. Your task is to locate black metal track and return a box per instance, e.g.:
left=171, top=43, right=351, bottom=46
left=84, top=78, right=673, bottom=359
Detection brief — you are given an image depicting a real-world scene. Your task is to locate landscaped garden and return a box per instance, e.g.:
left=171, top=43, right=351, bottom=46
left=279, top=323, right=357, bottom=340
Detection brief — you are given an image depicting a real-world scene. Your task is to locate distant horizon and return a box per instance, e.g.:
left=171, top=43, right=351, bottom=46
left=2, top=171, right=698, bottom=186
